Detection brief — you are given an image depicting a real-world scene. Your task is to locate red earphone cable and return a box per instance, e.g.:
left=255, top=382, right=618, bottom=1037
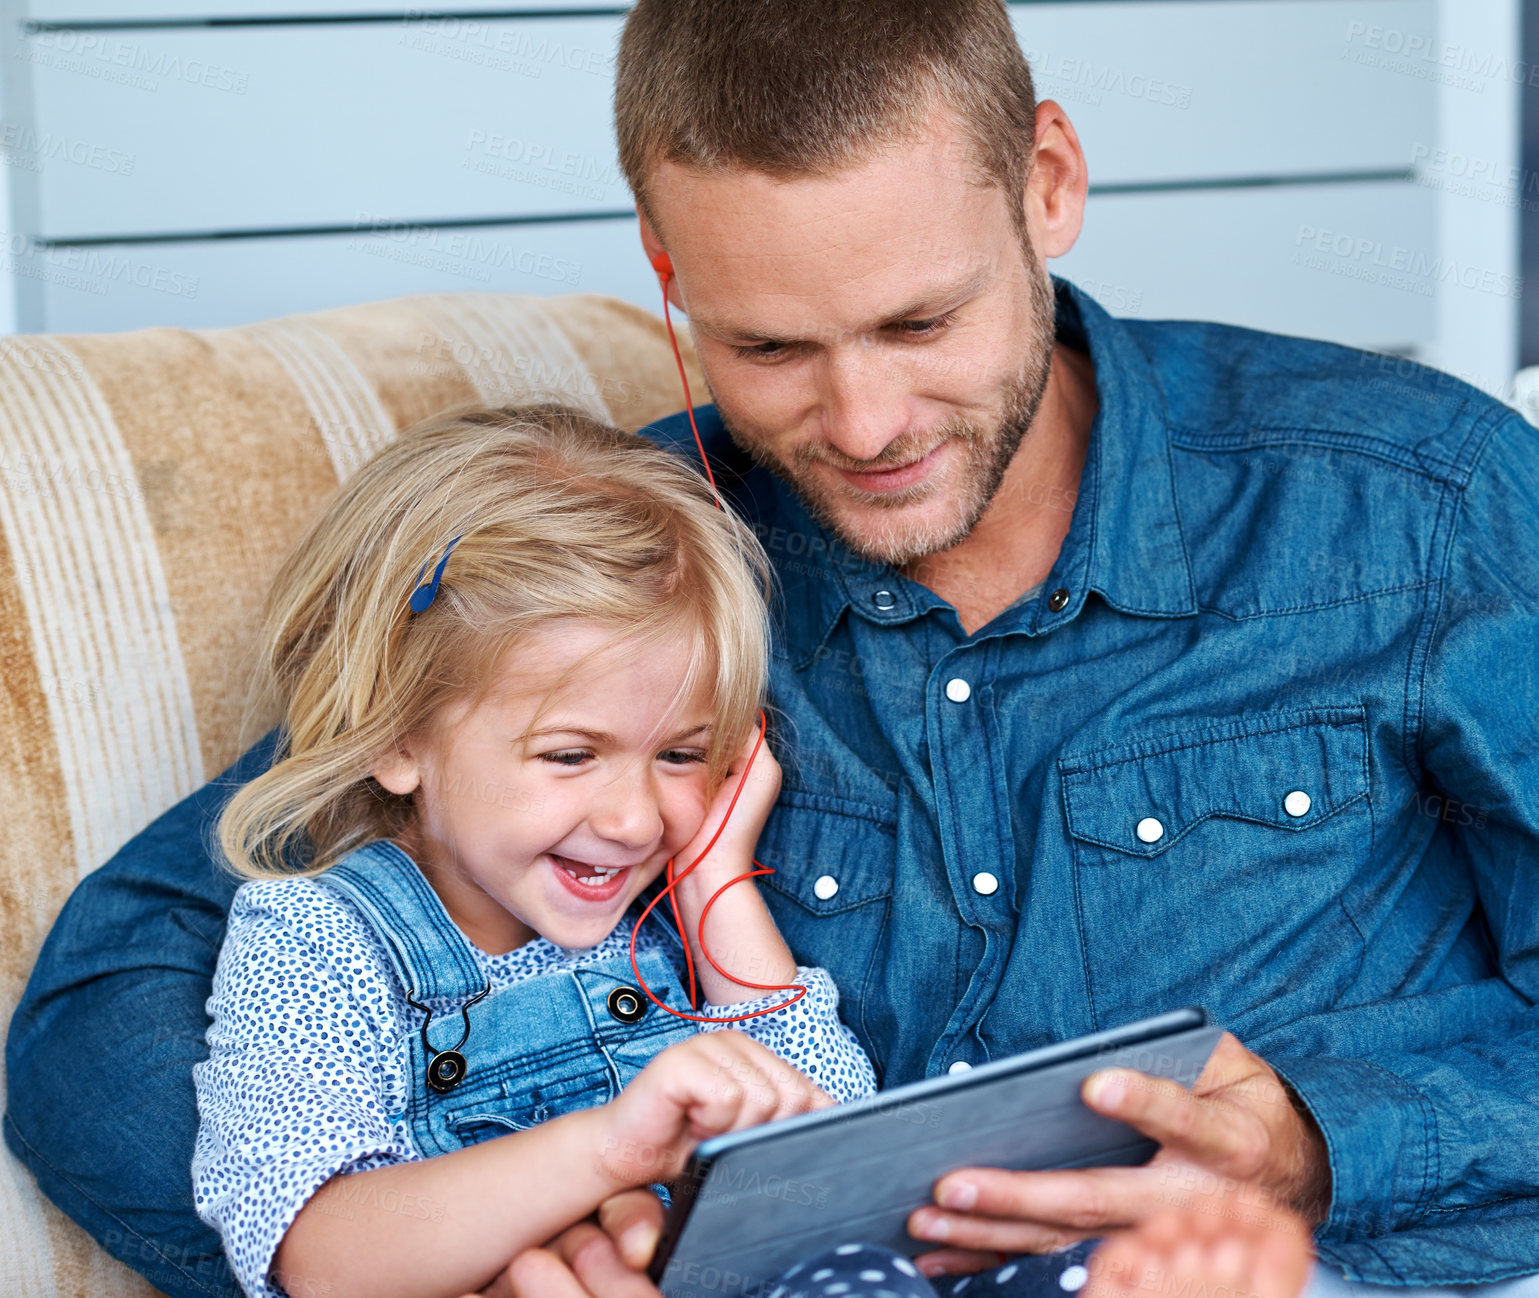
left=628, top=706, right=807, bottom=1022
left=627, top=260, right=806, bottom=1023
left=655, top=261, right=722, bottom=509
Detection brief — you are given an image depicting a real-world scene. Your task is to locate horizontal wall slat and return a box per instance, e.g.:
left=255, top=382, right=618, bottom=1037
left=1010, top=0, right=1433, bottom=189
left=25, top=184, right=1441, bottom=363
left=24, top=2, right=632, bottom=19
left=1054, top=179, right=1440, bottom=353
left=18, top=0, right=1435, bottom=242
left=24, top=214, right=656, bottom=332
left=21, top=16, right=630, bottom=239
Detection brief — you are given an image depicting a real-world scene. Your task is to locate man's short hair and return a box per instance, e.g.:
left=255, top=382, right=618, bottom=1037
left=615, top=0, right=1038, bottom=236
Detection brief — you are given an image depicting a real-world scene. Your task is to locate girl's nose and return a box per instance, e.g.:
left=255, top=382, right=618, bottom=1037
left=587, top=765, right=665, bottom=850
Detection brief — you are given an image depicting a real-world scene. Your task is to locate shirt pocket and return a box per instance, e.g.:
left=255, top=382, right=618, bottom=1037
left=1059, top=706, right=1371, bottom=1036
left=753, top=790, right=897, bottom=1058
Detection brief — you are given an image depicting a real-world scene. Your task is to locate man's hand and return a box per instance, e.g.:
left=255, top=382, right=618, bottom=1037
left=907, top=1032, right=1331, bottom=1272
left=462, top=1189, right=666, bottom=1298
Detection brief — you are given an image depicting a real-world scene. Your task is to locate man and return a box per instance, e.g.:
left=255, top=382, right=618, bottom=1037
left=7, top=2, right=1539, bottom=1296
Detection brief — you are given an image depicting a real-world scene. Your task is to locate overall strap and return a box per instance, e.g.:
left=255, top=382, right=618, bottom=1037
left=318, top=839, right=486, bottom=1002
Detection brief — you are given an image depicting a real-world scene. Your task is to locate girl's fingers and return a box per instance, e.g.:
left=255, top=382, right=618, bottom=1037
left=1083, top=1202, right=1314, bottom=1298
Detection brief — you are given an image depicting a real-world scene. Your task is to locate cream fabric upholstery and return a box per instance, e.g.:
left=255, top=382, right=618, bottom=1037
left=0, top=291, right=698, bottom=1298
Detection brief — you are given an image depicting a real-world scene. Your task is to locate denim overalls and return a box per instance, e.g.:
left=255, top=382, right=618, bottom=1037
left=316, top=839, right=699, bottom=1159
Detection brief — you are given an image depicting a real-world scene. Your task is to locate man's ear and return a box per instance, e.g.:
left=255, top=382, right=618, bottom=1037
left=1023, top=99, right=1088, bottom=261
left=637, top=208, right=684, bottom=311
left=370, top=744, right=421, bottom=797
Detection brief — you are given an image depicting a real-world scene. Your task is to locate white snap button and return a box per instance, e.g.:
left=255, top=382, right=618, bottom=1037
left=945, top=678, right=971, bottom=703
left=1060, top=1266, right=1089, bottom=1292
left=948, top=1060, right=972, bottom=1074
left=972, top=871, right=999, bottom=896
left=1136, top=817, right=1165, bottom=844
left=812, top=874, right=839, bottom=901
left=1284, top=790, right=1312, bottom=817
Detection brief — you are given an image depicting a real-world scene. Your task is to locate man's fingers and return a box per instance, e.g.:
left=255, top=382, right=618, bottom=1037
left=597, top=1190, right=666, bottom=1269
left=908, top=1204, right=1091, bottom=1255
left=911, top=1247, right=1011, bottom=1280
left=1083, top=1069, right=1261, bottom=1173
left=549, top=1221, right=664, bottom=1298
left=921, top=1166, right=1165, bottom=1240
left=506, top=1247, right=592, bottom=1298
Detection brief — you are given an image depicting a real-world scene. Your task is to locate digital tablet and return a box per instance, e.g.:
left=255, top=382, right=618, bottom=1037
left=649, top=1008, right=1222, bottom=1298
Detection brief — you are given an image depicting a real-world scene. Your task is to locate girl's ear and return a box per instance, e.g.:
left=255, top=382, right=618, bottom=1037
left=370, top=743, right=422, bottom=796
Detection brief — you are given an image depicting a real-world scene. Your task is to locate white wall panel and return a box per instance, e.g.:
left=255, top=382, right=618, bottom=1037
left=21, top=2, right=1434, bottom=244
left=1053, top=179, right=1438, bottom=354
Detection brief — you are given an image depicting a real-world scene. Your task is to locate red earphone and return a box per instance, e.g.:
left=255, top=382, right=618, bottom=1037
left=627, top=250, right=808, bottom=1023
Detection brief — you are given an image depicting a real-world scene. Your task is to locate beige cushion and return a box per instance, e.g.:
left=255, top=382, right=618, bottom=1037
left=0, top=291, right=697, bottom=1298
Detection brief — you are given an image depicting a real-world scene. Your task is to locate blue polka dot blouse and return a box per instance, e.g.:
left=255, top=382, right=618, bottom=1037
left=192, top=876, right=877, bottom=1298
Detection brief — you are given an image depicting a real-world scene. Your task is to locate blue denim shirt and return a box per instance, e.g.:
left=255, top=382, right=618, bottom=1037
left=6, top=277, right=1536, bottom=1298
left=644, top=278, right=1539, bottom=1284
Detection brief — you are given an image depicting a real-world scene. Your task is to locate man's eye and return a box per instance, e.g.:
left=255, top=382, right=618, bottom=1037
left=539, top=750, right=591, bottom=767
left=660, top=749, right=708, bottom=765
left=896, top=311, right=958, bottom=338
left=729, top=340, right=788, bottom=361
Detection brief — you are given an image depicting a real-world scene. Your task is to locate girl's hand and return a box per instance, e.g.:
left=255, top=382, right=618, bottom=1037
left=1081, top=1193, right=1314, bottom=1298
left=674, top=722, right=782, bottom=885
left=592, top=1031, right=830, bottom=1187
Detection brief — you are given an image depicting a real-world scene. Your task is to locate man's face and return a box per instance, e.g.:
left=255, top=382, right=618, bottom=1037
left=647, top=108, right=1060, bottom=567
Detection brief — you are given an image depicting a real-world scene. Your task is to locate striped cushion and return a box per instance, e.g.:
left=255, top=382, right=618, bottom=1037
left=0, top=290, right=698, bottom=1298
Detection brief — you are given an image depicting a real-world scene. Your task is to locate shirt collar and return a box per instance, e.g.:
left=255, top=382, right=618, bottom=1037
left=654, top=274, right=1197, bottom=671
left=1036, top=274, right=1197, bottom=629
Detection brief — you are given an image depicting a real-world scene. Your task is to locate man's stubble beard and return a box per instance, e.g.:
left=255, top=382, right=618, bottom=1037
left=710, top=255, right=1060, bottom=569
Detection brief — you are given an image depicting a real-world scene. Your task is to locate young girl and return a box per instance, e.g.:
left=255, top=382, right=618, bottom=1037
left=193, top=403, right=878, bottom=1298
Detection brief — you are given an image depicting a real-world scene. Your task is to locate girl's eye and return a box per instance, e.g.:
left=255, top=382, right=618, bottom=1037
left=539, top=750, right=591, bottom=767
left=660, top=749, right=708, bottom=766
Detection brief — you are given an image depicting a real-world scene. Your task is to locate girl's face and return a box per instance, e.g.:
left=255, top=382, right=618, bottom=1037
left=371, top=619, right=719, bottom=953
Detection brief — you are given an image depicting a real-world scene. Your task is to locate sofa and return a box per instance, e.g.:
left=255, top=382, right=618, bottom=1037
left=0, top=290, right=703, bottom=1298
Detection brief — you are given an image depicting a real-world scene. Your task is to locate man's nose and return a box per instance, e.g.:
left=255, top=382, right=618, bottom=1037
left=816, top=345, right=913, bottom=463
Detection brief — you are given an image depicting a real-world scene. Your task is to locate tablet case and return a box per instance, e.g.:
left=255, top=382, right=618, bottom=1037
left=651, top=1009, right=1221, bottom=1298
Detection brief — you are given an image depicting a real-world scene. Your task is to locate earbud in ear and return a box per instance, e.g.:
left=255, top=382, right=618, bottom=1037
left=650, top=251, right=674, bottom=284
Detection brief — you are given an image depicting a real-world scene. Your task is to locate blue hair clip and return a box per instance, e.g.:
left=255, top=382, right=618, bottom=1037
left=408, top=533, right=465, bottom=613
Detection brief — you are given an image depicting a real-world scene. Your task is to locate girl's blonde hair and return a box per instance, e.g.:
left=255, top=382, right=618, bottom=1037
left=219, top=403, right=775, bottom=881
